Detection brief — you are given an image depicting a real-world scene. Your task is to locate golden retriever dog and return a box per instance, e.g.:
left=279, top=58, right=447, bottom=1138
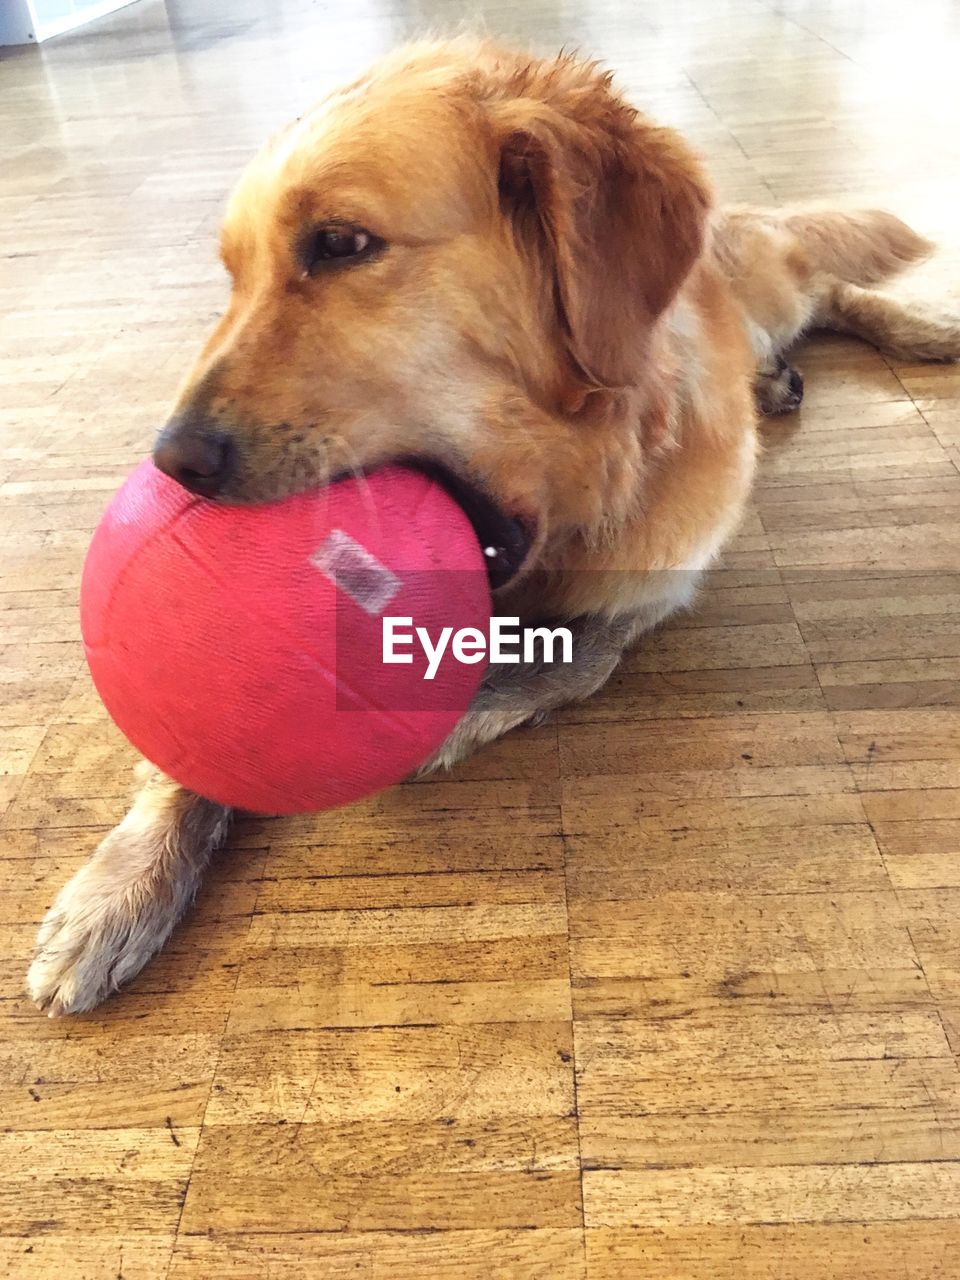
left=28, top=38, right=959, bottom=1015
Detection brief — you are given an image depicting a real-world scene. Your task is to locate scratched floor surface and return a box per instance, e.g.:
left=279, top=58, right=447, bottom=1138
left=2, top=0, right=960, bottom=1276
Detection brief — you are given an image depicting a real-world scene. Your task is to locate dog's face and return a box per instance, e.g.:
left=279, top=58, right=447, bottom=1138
left=154, top=41, right=711, bottom=585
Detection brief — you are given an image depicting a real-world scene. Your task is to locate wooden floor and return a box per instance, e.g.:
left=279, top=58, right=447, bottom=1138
left=2, top=0, right=960, bottom=1276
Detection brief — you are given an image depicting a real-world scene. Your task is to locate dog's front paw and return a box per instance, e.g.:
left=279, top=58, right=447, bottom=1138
left=26, top=845, right=174, bottom=1017
left=416, top=699, right=547, bottom=776
left=28, top=882, right=139, bottom=1017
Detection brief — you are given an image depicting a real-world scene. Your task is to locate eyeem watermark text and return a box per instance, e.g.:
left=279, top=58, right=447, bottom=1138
left=383, top=616, right=573, bottom=680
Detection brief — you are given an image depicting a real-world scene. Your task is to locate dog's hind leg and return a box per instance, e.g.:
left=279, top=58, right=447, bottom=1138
left=779, top=207, right=958, bottom=360
left=820, top=280, right=960, bottom=362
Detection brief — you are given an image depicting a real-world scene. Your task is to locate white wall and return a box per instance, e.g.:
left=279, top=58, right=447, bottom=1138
left=0, top=0, right=141, bottom=44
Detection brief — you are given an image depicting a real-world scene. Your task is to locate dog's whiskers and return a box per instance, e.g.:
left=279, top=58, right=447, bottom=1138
left=323, top=432, right=383, bottom=542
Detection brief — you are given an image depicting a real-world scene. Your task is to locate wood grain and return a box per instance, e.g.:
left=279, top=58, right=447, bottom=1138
left=2, top=0, right=959, bottom=1276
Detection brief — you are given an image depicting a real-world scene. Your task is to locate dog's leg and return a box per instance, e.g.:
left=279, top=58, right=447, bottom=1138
left=419, top=613, right=639, bottom=773
left=755, top=353, right=804, bottom=415
left=822, top=281, right=960, bottom=362
left=27, top=765, right=231, bottom=1016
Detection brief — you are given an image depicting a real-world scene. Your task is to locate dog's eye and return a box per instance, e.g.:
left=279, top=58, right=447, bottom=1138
left=304, top=224, right=379, bottom=274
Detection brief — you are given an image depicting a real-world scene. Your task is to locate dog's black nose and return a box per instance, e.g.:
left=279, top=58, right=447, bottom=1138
left=153, top=426, right=234, bottom=497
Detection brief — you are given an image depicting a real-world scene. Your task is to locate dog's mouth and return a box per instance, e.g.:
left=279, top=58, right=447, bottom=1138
left=401, top=457, right=535, bottom=591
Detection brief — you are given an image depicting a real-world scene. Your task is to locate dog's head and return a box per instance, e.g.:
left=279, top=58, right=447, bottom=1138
left=155, top=40, right=711, bottom=586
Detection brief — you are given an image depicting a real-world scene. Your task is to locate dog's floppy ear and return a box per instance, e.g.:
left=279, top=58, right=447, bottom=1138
left=494, top=66, right=712, bottom=412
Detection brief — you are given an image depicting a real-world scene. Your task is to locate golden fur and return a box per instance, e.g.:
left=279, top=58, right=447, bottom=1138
left=28, top=39, right=959, bottom=1016
left=164, top=39, right=941, bottom=623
